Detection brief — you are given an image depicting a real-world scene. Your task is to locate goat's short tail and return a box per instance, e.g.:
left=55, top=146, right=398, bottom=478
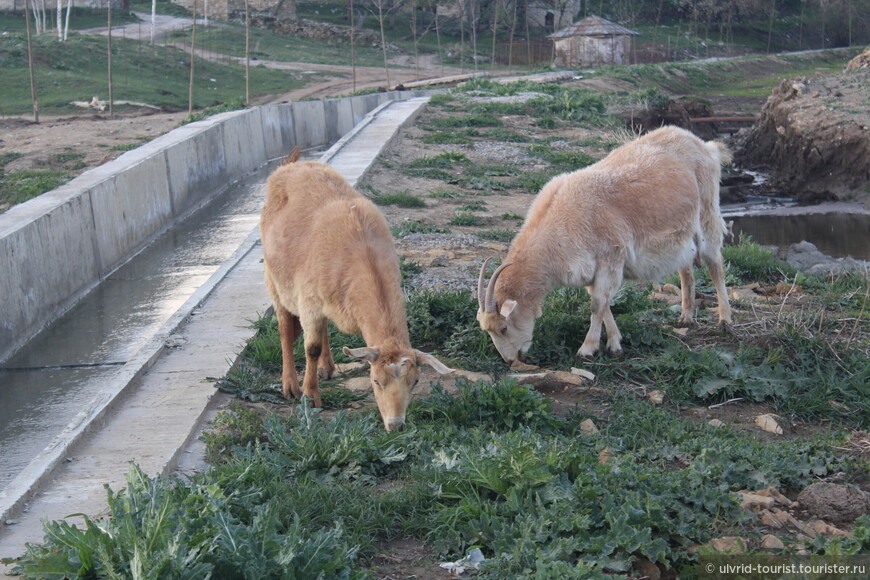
left=281, top=147, right=302, bottom=166
left=704, top=140, right=733, bottom=166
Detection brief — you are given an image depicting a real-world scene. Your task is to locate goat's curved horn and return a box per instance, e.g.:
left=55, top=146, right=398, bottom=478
left=477, top=257, right=493, bottom=311
left=485, top=262, right=513, bottom=313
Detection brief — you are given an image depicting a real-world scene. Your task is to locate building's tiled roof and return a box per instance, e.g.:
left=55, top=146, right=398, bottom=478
left=549, top=15, right=639, bottom=38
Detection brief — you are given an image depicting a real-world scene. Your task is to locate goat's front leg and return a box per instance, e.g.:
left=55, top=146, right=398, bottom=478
left=276, top=307, right=302, bottom=399
left=300, top=318, right=326, bottom=408
left=579, top=278, right=623, bottom=357
left=676, top=265, right=698, bottom=327
left=317, top=323, right=336, bottom=380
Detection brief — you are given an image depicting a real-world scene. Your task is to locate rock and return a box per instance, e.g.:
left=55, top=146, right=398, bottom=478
left=760, top=534, right=785, bottom=550
left=509, top=370, right=586, bottom=388
left=811, top=519, right=853, bottom=538
left=797, top=483, right=870, bottom=524
left=633, top=557, right=661, bottom=580
left=343, top=377, right=371, bottom=392
left=510, top=360, right=539, bottom=371
left=706, top=536, right=747, bottom=554
left=738, top=492, right=776, bottom=513
left=570, top=367, right=596, bottom=381
left=760, top=510, right=786, bottom=529
left=598, top=447, right=614, bottom=465
left=755, top=414, right=783, bottom=435
left=755, top=487, right=791, bottom=505
left=452, top=369, right=492, bottom=383
left=708, top=419, right=725, bottom=428
left=648, top=390, right=665, bottom=405
left=580, top=418, right=599, bottom=436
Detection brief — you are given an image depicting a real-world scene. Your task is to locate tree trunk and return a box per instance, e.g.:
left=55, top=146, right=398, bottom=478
left=25, top=0, right=39, bottom=122
left=189, top=0, right=197, bottom=114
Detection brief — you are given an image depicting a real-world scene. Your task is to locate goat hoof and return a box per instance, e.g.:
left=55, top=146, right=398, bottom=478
left=318, top=366, right=336, bottom=380
left=675, top=318, right=698, bottom=329
left=719, top=320, right=733, bottom=335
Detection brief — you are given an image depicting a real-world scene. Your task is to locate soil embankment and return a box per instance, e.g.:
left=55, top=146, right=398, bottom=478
left=735, top=48, right=870, bottom=208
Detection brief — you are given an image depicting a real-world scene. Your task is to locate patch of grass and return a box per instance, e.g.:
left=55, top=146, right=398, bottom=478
left=477, top=228, right=516, bottom=243
left=0, top=169, right=68, bottom=207
left=109, top=143, right=140, bottom=152
left=422, top=131, right=473, bottom=145
left=457, top=201, right=487, bottom=212
left=510, top=169, right=559, bottom=194
left=408, top=151, right=471, bottom=168
left=369, top=190, right=426, bottom=208
left=482, top=127, right=530, bottom=142
left=427, top=189, right=466, bottom=199
left=430, top=113, right=503, bottom=129
left=528, top=144, right=597, bottom=171
left=449, top=212, right=482, bottom=226
left=0, top=152, right=23, bottom=167
left=723, top=233, right=797, bottom=284
left=390, top=221, right=449, bottom=238
left=500, top=212, right=524, bottom=221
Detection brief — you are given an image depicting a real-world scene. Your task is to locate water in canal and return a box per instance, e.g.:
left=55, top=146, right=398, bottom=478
left=730, top=212, right=870, bottom=261
left=0, top=165, right=272, bottom=492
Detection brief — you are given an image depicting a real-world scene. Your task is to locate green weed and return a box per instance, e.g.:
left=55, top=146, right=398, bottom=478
left=449, top=212, right=482, bottom=226
left=390, top=221, right=450, bottom=238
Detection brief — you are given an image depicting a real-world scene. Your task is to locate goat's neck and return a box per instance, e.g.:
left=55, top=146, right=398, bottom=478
left=496, top=252, right=555, bottom=313
left=348, top=271, right=411, bottom=348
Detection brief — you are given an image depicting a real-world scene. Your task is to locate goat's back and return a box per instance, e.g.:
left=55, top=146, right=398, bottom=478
left=511, top=126, right=728, bottom=283
left=260, top=162, right=401, bottom=322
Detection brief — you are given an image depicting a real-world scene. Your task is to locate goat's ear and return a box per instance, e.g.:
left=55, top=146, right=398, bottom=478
left=343, top=346, right=380, bottom=363
left=414, top=350, right=453, bottom=375
left=500, top=299, right=518, bottom=319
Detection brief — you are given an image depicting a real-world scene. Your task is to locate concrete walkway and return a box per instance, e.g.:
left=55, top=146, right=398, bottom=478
left=0, top=96, right=429, bottom=575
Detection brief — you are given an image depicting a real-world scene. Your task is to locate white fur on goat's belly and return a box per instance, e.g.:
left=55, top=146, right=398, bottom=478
left=623, top=238, right=697, bottom=281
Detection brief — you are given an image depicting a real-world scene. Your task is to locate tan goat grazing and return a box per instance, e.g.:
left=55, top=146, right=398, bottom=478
left=478, top=126, right=733, bottom=363
left=260, top=149, right=451, bottom=431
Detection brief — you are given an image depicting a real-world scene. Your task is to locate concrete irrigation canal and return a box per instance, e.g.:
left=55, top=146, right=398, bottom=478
left=0, top=93, right=430, bottom=572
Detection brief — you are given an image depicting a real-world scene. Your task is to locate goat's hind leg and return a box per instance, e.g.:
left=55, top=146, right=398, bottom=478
left=702, top=251, right=733, bottom=327
left=676, top=265, right=698, bottom=327
left=276, top=306, right=303, bottom=400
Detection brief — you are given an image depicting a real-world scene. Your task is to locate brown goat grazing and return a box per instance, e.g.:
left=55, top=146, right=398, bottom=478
left=478, top=126, right=733, bottom=363
left=260, top=149, right=451, bottom=431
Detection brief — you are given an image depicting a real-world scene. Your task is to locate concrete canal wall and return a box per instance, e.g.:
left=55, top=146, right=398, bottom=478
left=0, top=91, right=427, bottom=363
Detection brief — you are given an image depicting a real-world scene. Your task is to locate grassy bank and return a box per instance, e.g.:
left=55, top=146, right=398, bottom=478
left=6, top=239, right=868, bottom=578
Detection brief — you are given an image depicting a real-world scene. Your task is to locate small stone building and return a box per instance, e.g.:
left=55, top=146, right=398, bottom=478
left=549, top=15, right=638, bottom=67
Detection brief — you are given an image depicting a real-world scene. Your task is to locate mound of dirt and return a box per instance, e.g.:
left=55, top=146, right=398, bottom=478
left=734, top=68, right=870, bottom=207
left=845, top=46, right=870, bottom=70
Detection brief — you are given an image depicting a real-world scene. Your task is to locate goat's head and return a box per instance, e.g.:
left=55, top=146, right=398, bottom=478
left=476, top=258, right=535, bottom=364
left=342, top=345, right=451, bottom=431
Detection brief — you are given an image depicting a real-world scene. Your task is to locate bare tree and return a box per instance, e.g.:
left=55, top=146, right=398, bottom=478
left=245, top=0, right=250, bottom=105
left=368, top=0, right=404, bottom=89
left=108, top=0, right=114, bottom=118
left=63, top=0, right=72, bottom=42
left=25, top=0, right=39, bottom=122
left=189, top=0, right=198, bottom=114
